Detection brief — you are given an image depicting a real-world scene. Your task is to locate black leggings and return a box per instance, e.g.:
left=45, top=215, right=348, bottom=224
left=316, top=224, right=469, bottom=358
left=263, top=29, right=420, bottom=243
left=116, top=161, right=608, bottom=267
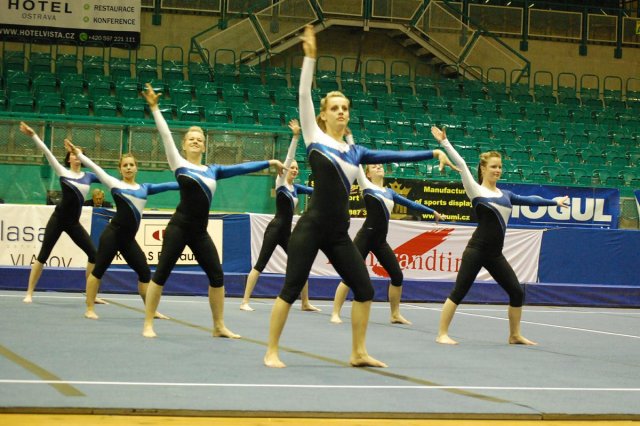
left=353, top=227, right=403, bottom=287
left=279, top=215, right=374, bottom=304
left=253, top=220, right=289, bottom=272
left=152, top=221, right=223, bottom=288
left=449, top=246, right=524, bottom=307
left=37, top=212, right=96, bottom=264
left=91, top=224, right=150, bottom=282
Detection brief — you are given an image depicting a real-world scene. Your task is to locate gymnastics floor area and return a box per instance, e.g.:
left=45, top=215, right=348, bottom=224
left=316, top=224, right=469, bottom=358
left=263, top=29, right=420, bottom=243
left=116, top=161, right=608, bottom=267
left=1, top=288, right=639, bottom=423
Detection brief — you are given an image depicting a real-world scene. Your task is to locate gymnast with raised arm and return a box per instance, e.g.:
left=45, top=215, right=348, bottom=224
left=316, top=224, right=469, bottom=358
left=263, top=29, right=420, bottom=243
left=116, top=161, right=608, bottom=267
left=431, top=126, right=568, bottom=345
left=65, top=140, right=178, bottom=320
left=330, top=162, right=445, bottom=325
left=240, top=119, right=319, bottom=312
left=19, top=122, right=101, bottom=304
left=141, top=83, right=286, bottom=338
left=263, top=25, right=457, bottom=368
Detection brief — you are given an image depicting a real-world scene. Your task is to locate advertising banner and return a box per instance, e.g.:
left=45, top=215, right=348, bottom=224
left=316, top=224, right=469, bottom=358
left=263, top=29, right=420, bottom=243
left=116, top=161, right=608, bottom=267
left=502, top=184, right=620, bottom=229
left=340, top=176, right=620, bottom=229
left=0, top=204, right=93, bottom=268
left=250, top=214, right=544, bottom=283
left=110, top=216, right=223, bottom=266
left=0, top=0, right=141, bottom=47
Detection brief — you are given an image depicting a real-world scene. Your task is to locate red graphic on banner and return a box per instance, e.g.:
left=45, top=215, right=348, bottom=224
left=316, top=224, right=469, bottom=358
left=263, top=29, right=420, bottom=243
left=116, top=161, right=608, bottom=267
left=371, top=228, right=455, bottom=277
left=152, top=229, right=165, bottom=241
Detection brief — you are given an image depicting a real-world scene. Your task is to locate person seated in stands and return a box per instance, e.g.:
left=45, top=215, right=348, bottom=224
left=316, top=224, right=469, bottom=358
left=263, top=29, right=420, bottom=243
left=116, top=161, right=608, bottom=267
left=84, top=188, right=113, bottom=208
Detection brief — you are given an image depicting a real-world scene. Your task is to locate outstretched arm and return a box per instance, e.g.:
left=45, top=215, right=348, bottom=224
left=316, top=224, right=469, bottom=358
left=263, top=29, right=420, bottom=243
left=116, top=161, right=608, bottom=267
left=510, top=193, right=569, bottom=208
left=20, top=122, right=67, bottom=176
left=276, top=119, right=301, bottom=188
left=294, top=183, right=313, bottom=195
left=143, top=83, right=183, bottom=171
left=65, top=139, right=120, bottom=189
left=217, top=159, right=286, bottom=180
left=392, top=192, right=444, bottom=222
left=430, top=126, right=479, bottom=195
left=146, top=181, right=180, bottom=195
left=298, top=25, right=320, bottom=146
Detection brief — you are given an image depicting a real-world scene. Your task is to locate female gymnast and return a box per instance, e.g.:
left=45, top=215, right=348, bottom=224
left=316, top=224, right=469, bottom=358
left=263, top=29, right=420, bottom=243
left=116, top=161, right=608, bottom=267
left=431, top=126, right=568, bottom=345
left=19, top=122, right=100, bottom=304
left=65, top=140, right=178, bottom=320
left=263, top=25, right=457, bottom=368
left=240, top=119, right=319, bottom=312
left=330, top=162, right=445, bottom=325
left=141, top=83, right=286, bottom=338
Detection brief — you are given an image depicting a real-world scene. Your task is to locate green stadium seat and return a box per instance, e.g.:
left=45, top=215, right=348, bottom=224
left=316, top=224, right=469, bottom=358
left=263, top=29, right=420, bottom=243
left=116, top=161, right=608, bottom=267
left=340, top=71, right=364, bottom=94
left=29, top=51, right=53, bottom=74
left=238, top=64, right=262, bottom=87
left=65, top=94, right=91, bottom=116
left=177, top=101, right=202, bottom=122
left=246, top=85, right=273, bottom=106
left=36, top=95, right=63, bottom=114
left=109, top=56, right=132, bottom=80
left=257, top=106, right=282, bottom=127
left=205, top=104, right=230, bottom=123
left=167, top=80, right=194, bottom=107
left=9, top=94, right=34, bottom=112
left=219, top=83, right=246, bottom=104
left=265, top=66, right=288, bottom=89
left=93, top=96, right=118, bottom=117
left=114, top=78, right=140, bottom=100
left=213, top=63, right=237, bottom=85
left=272, top=87, right=297, bottom=108
left=120, top=98, right=147, bottom=119
left=87, top=75, right=113, bottom=99
left=188, top=61, right=212, bottom=83
left=55, top=53, right=79, bottom=77
left=230, top=104, right=256, bottom=125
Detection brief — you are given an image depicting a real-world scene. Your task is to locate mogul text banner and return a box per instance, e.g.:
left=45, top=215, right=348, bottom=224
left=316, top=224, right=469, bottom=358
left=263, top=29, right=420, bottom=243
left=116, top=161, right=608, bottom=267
left=0, top=0, right=141, bottom=46
left=0, top=204, right=93, bottom=268
left=250, top=214, right=544, bottom=283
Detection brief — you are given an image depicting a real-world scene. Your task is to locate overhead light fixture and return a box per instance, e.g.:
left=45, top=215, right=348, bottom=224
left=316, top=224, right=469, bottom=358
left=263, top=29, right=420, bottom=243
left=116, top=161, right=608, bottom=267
left=529, top=3, right=535, bottom=8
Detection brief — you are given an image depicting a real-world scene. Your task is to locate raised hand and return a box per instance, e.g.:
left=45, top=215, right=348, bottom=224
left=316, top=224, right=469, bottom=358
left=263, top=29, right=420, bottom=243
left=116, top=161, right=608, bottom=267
left=142, top=82, right=162, bottom=109
left=300, top=24, right=317, bottom=59
left=430, top=126, right=447, bottom=143
left=433, top=149, right=460, bottom=172
left=19, top=121, right=35, bottom=137
left=269, top=159, right=287, bottom=176
left=288, top=119, right=301, bottom=136
left=63, top=138, right=80, bottom=155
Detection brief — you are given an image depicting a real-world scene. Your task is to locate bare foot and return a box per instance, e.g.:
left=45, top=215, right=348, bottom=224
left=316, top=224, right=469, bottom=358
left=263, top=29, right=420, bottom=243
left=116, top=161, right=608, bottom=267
left=509, top=335, right=537, bottom=345
left=22, top=295, right=33, bottom=304
left=213, top=327, right=240, bottom=338
left=350, top=354, right=387, bottom=368
left=154, top=311, right=169, bottom=320
left=436, top=334, right=458, bottom=345
left=94, top=297, right=109, bottom=305
left=391, top=315, right=412, bottom=325
left=301, top=303, right=321, bottom=312
left=84, top=310, right=99, bottom=320
left=142, top=325, right=157, bottom=338
left=329, top=314, right=343, bottom=324
left=239, top=303, right=254, bottom=311
left=264, top=352, right=286, bottom=368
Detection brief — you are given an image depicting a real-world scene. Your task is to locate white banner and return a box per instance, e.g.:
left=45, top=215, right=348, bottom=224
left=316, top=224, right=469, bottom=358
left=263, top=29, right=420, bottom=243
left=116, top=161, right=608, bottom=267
left=0, top=1, right=141, bottom=46
left=111, top=215, right=223, bottom=266
left=250, top=214, right=544, bottom=283
left=0, top=204, right=93, bottom=268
